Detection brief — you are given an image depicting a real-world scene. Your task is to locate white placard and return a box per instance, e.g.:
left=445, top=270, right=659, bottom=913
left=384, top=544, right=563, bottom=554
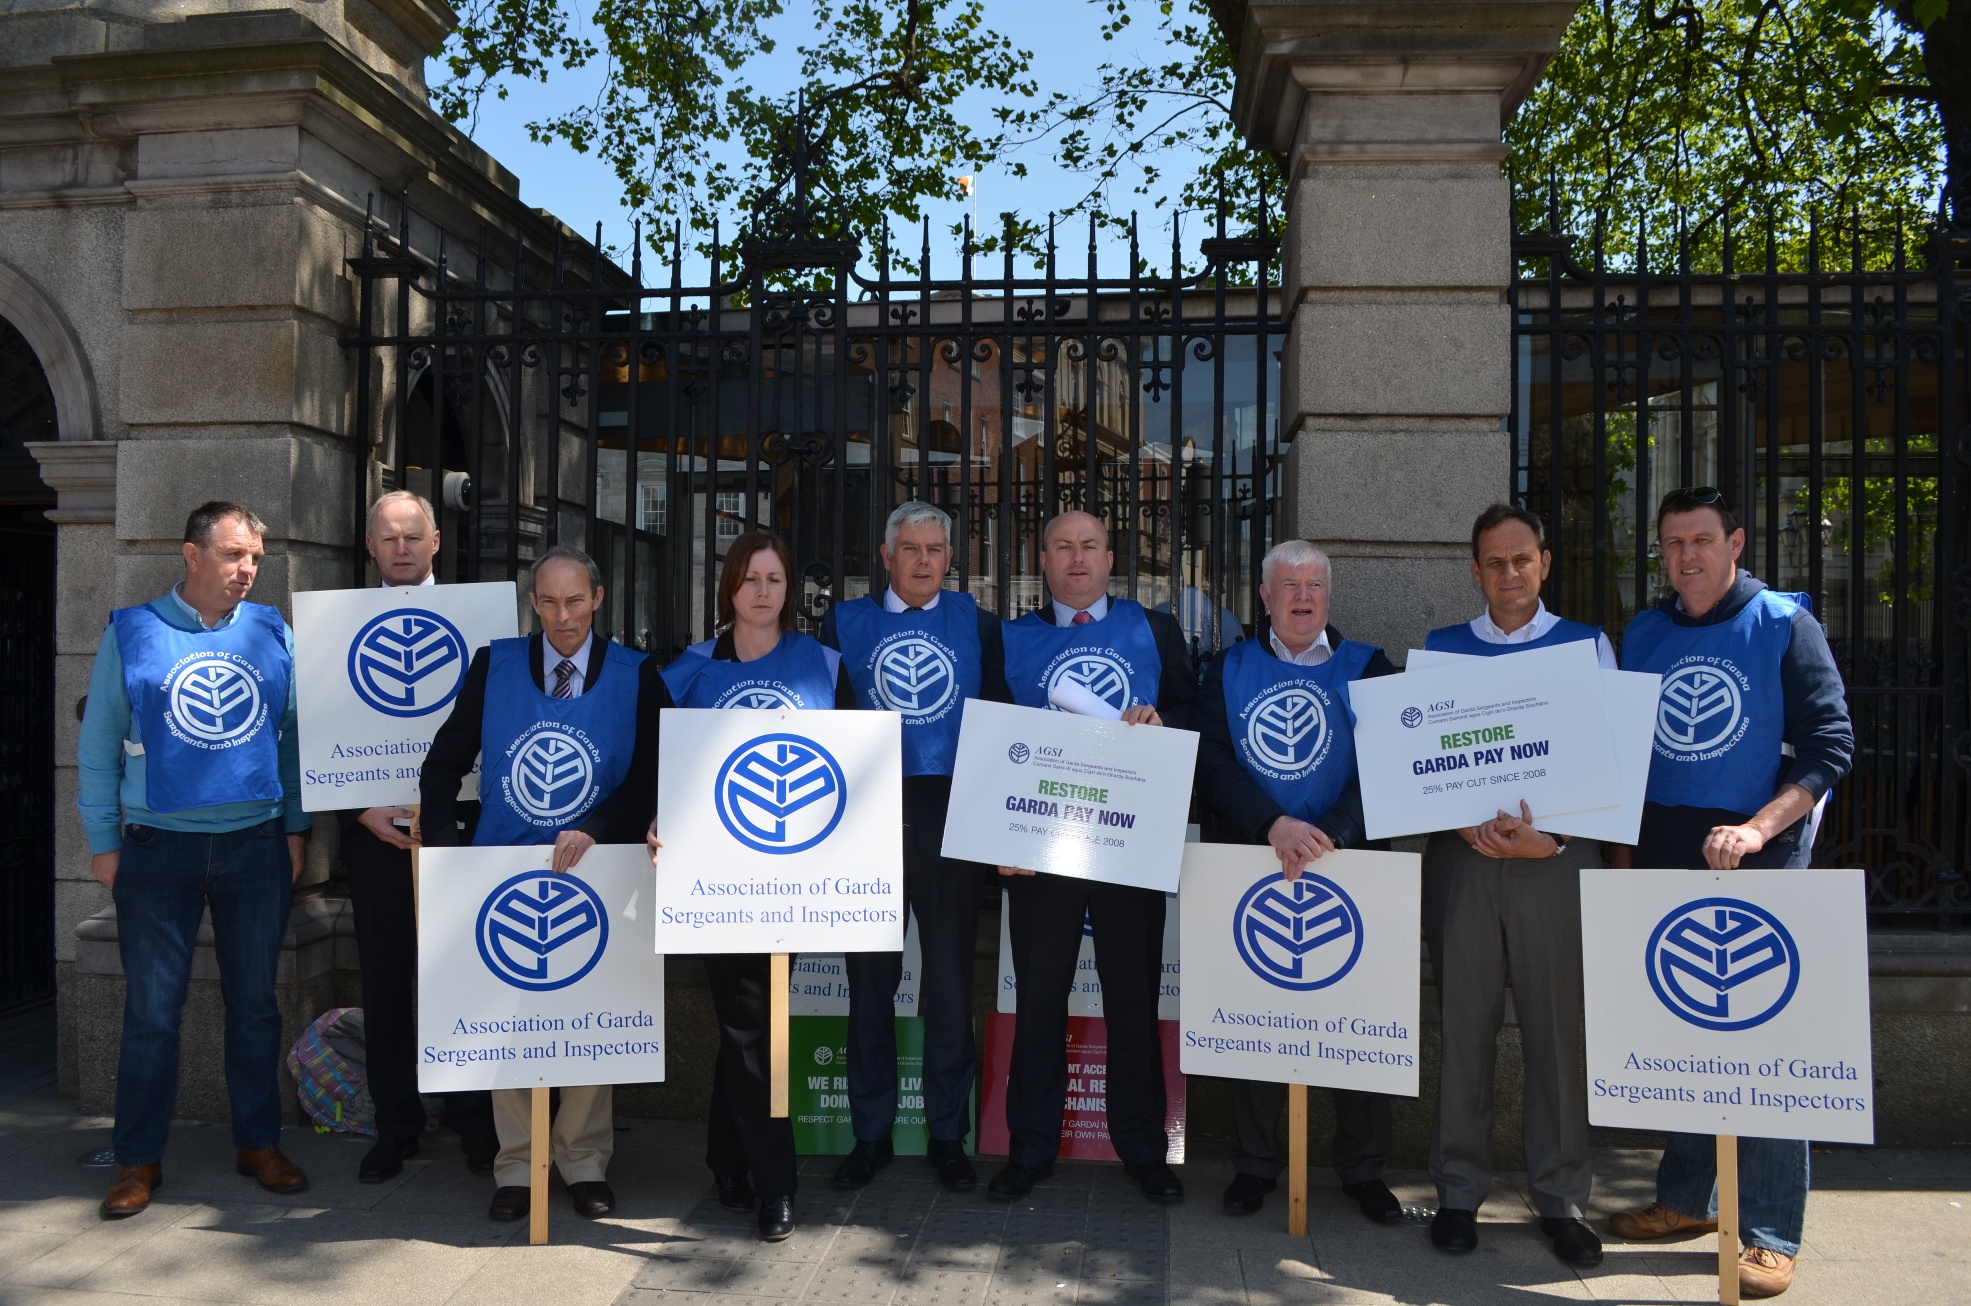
left=653, top=708, right=903, bottom=953
left=1350, top=639, right=1621, bottom=840
left=293, top=582, right=517, bottom=812
left=417, top=843, right=665, bottom=1091
left=1407, top=649, right=1659, bottom=844
left=1177, top=845, right=1421, bottom=1096
left=1580, top=868, right=1873, bottom=1143
left=995, top=891, right=1182, bottom=1019
left=791, top=910, right=924, bottom=1016
left=942, top=699, right=1200, bottom=892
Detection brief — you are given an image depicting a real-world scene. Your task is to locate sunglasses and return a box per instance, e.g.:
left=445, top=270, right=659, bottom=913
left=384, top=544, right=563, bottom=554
left=1661, top=486, right=1724, bottom=507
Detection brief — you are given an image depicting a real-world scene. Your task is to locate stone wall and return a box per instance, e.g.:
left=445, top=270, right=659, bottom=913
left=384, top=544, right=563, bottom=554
left=2, top=0, right=611, bottom=1097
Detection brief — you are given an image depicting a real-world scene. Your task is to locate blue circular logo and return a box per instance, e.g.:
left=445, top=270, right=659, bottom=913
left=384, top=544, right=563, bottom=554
left=872, top=635, right=958, bottom=717
left=1400, top=706, right=1423, bottom=729
left=347, top=608, right=468, bottom=717
left=714, top=733, right=848, bottom=854
left=1046, top=652, right=1132, bottom=713
left=505, top=726, right=597, bottom=823
left=1233, top=872, right=1364, bottom=991
left=1656, top=663, right=1745, bottom=754
left=165, top=655, right=266, bottom=745
left=1008, top=742, right=1031, bottom=764
left=475, top=870, right=609, bottom=991
left=1245, top=685, right=1329, bottom=774
left=1646, top=897, right=1800, bottom=1031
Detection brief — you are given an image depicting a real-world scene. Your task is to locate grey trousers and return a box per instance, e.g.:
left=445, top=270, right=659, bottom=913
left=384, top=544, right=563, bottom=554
left=1421, top=830, right=1595, bottom=1218
left=1231, top=1080, right=1392, bottom=1185
left=491, top=1084, right=614, bottom=1189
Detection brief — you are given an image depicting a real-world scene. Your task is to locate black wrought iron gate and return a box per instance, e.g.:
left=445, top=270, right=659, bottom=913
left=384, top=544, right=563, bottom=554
left=1510, top=209, right=1970, bottom=924
left=345, top=193, right=1283, bottom=667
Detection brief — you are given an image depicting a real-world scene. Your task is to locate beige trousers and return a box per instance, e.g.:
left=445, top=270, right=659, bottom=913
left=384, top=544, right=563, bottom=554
left=490, top=1084, right=614, bottom=1188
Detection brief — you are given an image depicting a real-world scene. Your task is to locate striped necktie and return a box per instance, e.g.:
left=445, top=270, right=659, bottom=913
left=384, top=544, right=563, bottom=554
left=553, top=658, right=577, bottom=698
left=1072, top=610, right=1093, bottom=626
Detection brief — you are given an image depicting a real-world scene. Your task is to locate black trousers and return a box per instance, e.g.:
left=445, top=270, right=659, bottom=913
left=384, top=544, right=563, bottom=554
left=343, top=826, right=492, bottom=1141
left=1003, top=873, right=1168, bottom=1168
left=1231, top=1080, right=1392, bottom=1185
left=703, top=952, right=800, bottom=1200
left=843, top=775, right=983, bottom=1144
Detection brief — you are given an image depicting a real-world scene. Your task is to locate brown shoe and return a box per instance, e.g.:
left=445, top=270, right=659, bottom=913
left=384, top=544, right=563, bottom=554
left=1609, top=1201, right=1719, bottom=1240
left=1739, top=1246, right=1796, bottom=1298
left=236, top=1146, right=309, bottom=1195
left=100, top=1164, right=162, bottom=1220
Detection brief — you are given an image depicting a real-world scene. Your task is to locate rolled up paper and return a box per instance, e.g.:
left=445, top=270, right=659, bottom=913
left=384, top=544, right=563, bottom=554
left=1048, top=678, right=1125, bottom=720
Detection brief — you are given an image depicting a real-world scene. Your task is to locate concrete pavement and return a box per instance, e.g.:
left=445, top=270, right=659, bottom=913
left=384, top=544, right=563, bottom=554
left=0, top=1094, right=1965, bottom=1305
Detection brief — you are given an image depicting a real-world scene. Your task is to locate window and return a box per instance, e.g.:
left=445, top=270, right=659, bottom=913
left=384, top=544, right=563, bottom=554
left=715, top=490, right=744, bottom=541
left=639, top=482, right=666, bottom=533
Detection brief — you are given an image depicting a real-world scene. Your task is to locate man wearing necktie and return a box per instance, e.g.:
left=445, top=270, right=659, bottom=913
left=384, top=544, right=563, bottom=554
left=421, top=545, right=663, bottom=1223
left=991, top=511, right=1196, bottom=1205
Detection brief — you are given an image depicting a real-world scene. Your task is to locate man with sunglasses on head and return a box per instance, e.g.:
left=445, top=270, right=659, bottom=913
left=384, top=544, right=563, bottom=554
left=1608, top=487, right=1853, bottom=1299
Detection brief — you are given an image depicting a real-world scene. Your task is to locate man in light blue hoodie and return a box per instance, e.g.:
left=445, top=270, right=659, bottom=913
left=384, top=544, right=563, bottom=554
left=78, top=501, right=312, bottom=1220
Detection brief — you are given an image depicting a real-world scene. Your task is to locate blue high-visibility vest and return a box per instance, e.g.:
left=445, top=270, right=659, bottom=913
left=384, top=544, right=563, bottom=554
left=1423, top=615, right=1602, bottom=657
left=1219, top=637, right=1376, bottom=824
left=659, top=631, right=841, bottom=709
left=110, top=601, right=289, bottom=813
left=474, top=637, right=644, bottom=846
left=1002, top=599, right=1161, bottom=712
left=829, top=593, right=982, bottom=776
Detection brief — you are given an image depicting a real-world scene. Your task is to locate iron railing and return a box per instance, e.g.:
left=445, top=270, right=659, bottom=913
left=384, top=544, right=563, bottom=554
left=1510, top=209, right=1970, bottom=924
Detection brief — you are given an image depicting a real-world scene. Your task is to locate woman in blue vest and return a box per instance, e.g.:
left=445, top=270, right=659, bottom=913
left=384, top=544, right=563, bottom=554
left=1192, top=539, right=1403, bottom=1225
left=1609, top=488, right=1853, bottom=1300
left=653, top=529, right=854, bottom=1243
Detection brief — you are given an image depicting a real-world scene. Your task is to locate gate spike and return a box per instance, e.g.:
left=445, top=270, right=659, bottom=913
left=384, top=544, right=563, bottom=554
left=398, top=188, right=410, bottom=246
left=363, top=192, right=375, bottom=257
left=632, top=219, right=643, bottom=289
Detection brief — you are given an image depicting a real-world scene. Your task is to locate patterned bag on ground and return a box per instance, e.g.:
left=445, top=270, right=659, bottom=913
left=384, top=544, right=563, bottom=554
left=286, top=1007, right=376, bottom=1135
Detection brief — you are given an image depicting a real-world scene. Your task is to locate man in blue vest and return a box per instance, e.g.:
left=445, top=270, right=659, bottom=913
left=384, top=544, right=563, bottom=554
left=1194, top=539, right=1404, bottom=1223
left=421, top=544, right=663, bottom=1223
left=992, top=510, right=1195, bottom=1206
left=1609, top=488, right=1853, bottom=1300
left=338, top=490, right=496, bottom=1183
left=79, top=501, right=312, bottom=1219
left=819, top=501, right=1012, bottom=1192
left=1419, top=504, right=1613, bottom=1268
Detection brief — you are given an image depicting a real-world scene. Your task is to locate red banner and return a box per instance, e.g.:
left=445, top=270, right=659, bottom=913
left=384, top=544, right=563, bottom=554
left=977, top=1013, right=1186, bottom=1163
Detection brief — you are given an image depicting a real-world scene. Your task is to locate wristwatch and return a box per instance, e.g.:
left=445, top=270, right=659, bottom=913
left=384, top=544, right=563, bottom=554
left=1548, top=834, right=1570, bottom=857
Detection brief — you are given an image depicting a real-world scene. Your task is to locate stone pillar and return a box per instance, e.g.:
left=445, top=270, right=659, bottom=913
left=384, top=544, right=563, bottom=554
left=1225, top=0, right=1580, bottom=655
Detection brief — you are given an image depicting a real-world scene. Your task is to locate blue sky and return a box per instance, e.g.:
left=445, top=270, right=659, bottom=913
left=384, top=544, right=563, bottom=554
left=432, top=0, right=1221, bottom=277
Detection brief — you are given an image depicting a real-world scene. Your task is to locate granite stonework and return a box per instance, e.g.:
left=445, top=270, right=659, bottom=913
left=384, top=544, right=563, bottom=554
left=2, top=0, right=624, bottom=1102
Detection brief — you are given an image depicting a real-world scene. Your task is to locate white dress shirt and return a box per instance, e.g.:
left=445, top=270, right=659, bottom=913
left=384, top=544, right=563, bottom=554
left=378, top=573, right=437, bottom=588
left=543, top=636, right=596, bottom=698
left=1050, top=594, right=1110, bottom=625
left=1267, top=627, right=1332, bottom=666
left=1468, top=600, right=1617, bottom=670
left=883, top=586, right=941, bottom=613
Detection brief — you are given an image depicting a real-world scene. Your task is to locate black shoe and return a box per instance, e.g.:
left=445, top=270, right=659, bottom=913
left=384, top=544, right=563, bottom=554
left=1125, top=1161, right=1184, bottom=1204
left=489, top=1186, right=529, bottom=1222
left=926, top=1139, right=977, bottom=1192
left=1540, top=1216, right=1604, bottom=1267
left=716, top=1173, right=757, bottom=1212
left=1221, top=1173, right=1275, bottom=1216
left=568, top=1181, right=615, bottom=1218
left=358, top=1134, right=419, bottom=1184
left=987, top=1159, right=1053, bottom=1201
left=1342, top=1178, right=1402, bottom=1225
left=459, top=1129, right=498, bottom=1177
left=1431, top=1207, right=1479, bottom=1252
left=830, top=1138, right=894, bottom=1190
left=756, top=1196, right=795, bottom=1242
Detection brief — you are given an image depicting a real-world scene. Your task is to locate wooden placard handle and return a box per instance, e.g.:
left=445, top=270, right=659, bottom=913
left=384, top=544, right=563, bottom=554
left=1287, top=1083, right=1307, bottom=1236
left=529, top=1085, right=550, bottom=1245
left=770, top=953, right=790, bottom=1118
left=1717, top=1134, right=1739, bottom=1305
left=407, top=802, right=421, bottom=921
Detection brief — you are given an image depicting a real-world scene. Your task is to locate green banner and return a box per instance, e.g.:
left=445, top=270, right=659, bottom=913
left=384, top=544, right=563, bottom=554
left=788, top=1016, right=974, bottom=1155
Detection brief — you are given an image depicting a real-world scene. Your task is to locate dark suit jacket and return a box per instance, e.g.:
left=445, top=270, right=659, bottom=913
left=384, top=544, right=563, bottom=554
left=815, top=596, right=1016, bottom=707
left=1193, top=624, right=1396, bottom=848
left=1020, top=599, right=1197, bottom=730
left=419, top=630, right=663, bottom=847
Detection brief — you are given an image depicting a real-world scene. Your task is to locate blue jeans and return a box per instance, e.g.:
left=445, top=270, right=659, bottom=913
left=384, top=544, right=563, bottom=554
left=1656, top=1133, right=1810, bottom=1256
left=112, top=821, right=292, bottom=1164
